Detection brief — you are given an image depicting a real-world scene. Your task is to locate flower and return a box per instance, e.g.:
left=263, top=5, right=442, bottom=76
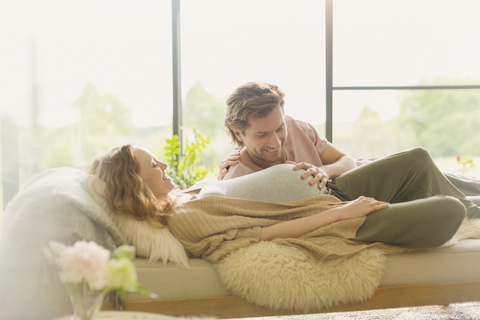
left=45, top=241, right=156, bottom=320
left=105, top=258, right=138, bottom=292
left=56, top=241, right=110, bottom=290
left=45, top=241, right=155, bottom=297
left=112, top=245, right=135, bottom=260
left=456, top=154, right=476, bottom=175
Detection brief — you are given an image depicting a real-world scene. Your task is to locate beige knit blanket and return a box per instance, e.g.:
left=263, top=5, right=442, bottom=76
left=167, top=195, right=390, bottom=263
left=167, top=195, right=480, bottom=313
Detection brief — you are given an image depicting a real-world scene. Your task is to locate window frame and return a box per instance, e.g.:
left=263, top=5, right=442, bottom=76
left=324, top=0, right=480, bottom=143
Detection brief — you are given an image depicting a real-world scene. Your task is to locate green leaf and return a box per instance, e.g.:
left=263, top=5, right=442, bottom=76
left=162, top=128, right=217, bottom=187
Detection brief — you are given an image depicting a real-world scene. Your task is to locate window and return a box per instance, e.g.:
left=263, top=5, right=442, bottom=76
left=180, top=0, right=326, bottom=167
left=0, top=0, right=172, bottom=211
left=330, top=0, right=480, bottom=174
left=2, top=0, right=480, bottom=213
left=334, top=0, right=480, bottom=87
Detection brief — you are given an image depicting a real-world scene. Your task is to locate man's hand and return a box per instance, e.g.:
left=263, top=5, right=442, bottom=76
left=286, top=161, right=329, bottom=190
left=217, top=148, right=241, bottom=180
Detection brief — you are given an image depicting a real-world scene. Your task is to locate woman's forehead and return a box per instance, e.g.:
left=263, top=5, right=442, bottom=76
left=133, top=146, right=153, bottom=162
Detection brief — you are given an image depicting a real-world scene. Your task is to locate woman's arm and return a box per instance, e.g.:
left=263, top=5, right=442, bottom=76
left=259, top=196, right=389, bottom=241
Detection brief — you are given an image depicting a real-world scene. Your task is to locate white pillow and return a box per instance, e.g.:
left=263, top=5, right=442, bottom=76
left=83, top=175, right=190, bottom=269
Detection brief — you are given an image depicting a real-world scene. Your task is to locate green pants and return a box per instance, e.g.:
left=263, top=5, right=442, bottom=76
left=327, top=147, right=476, bottom=248
left=354, top=195, right=465, bottom=248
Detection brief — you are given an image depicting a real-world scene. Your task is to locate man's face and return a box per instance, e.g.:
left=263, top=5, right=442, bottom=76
left=234, top=108, right=287, bottom=167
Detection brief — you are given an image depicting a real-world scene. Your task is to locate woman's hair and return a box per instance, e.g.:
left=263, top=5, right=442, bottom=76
left=224, top=82, right=285, bottom=146
left=87, top=144, right=175, bottom=228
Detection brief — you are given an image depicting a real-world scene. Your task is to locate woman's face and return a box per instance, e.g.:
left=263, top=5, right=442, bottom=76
left=133, top=146, right=175, bottom=199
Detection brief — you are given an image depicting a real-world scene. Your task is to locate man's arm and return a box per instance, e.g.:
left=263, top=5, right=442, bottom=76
left=319, top=142, right=356, bottom=179
left=287, top=142, right=356, bottom=190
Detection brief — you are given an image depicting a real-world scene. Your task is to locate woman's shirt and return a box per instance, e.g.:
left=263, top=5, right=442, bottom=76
left=183, top=164, right=327, bottom=203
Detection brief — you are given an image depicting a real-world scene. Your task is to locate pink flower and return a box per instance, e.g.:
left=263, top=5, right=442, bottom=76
left=456, top=154, right=462, bottom=162
left=56, top=241, right=111, bottom=290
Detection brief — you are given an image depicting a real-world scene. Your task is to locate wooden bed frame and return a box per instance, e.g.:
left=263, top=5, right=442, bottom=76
left=124, top=281, right=480, bottom=318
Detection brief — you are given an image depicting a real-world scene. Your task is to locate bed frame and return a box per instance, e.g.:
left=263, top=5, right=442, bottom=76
left=124, top=281, right=480, bottom=318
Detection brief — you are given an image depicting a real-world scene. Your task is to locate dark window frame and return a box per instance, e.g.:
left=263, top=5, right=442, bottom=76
left=324, top=0, right=480, bottom=143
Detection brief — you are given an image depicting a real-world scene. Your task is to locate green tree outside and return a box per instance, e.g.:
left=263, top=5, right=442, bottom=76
left=182, top=81, right=233, bottom=168
left=75, top=84, right=135, bottom=163
left=397, top=78, right=480, bottom=157
left=183, top=81, right=226, bottom=138
left=334, top=106, right=414, bottom=159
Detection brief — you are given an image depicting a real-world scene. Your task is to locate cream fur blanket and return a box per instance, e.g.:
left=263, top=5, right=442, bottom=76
left=216, top=218, right=480, bottom=313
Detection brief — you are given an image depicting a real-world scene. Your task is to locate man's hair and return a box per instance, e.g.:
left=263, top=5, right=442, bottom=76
left=87, top=144, right=176, bottom=228
left=224, top=82, right=285, bottom=146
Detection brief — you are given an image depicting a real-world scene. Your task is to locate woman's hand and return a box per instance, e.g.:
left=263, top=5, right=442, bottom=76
left=337, top=196, right=389, bottom=220
left=217, top=148, right=241, bottom=180
left=259, top=196, right=388, bottom=241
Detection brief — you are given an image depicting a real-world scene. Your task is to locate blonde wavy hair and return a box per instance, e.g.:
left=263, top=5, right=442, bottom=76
left=224, top=82, right=285, bottom=146
left=87, top=144, right=176, bottom=228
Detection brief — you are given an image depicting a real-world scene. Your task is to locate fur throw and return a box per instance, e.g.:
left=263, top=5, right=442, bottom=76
left=216, top=219, right=480, bottom=312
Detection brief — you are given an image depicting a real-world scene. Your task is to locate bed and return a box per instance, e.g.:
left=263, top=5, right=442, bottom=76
left=125, top=239, right=480, bottom=318
left=0, top=167, right=479, bottom=320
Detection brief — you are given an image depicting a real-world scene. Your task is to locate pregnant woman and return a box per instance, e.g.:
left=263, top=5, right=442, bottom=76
left=87, top=145, right=467, bottom=262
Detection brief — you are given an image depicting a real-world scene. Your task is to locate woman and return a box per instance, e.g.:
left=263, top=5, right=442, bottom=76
left=88, top=144, right=467, bottom=262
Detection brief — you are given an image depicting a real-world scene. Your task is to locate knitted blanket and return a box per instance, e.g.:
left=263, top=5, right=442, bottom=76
left=167, top=196, right=480, bottom=313
left=167, top=195, right=391, bottom=263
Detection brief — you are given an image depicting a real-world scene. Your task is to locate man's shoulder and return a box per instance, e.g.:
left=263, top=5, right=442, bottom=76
left=283, top=115, right=327, bottom=163
left=284, top=115, right=318, bottom=140
left=285, top=115, right=314, bottom=130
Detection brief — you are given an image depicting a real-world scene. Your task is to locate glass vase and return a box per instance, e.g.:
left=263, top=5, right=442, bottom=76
left=64, top=282, right=105, bottom=320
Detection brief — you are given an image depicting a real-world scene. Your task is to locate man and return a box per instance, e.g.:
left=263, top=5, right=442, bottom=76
left=217, top=82, right=480, bottom=219
left=220, top=82, right=355, bottom=191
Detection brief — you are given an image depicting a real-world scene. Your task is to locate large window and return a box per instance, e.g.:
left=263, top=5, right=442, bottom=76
left=0, top=0, right=172, bottom=211
left=331, top=0, right=480, bottom=174
left=334, top=0, right=480, bottom=87
left=2, top=0, right=480, bottom=214
left=180, top=0, right=326, bottom=167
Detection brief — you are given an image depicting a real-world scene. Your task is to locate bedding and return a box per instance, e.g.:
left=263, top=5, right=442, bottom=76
left=1, top=167, right=480, bottom=319
left=216, top=218, right=480, bottom=312
left=166, top=195, right=393, bottom=262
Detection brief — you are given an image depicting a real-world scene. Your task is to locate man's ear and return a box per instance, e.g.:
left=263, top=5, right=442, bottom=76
left=234, top=131, right=243, bottom=142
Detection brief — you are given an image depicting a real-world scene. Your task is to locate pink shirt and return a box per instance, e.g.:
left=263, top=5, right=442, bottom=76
left=223, top=115, right=328, bottom=180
